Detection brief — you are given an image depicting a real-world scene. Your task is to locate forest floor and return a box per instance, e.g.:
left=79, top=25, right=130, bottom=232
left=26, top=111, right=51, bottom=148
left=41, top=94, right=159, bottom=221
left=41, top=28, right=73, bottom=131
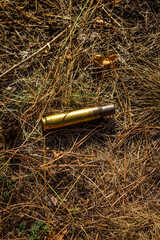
left=0, top=0, right=160, bottom=239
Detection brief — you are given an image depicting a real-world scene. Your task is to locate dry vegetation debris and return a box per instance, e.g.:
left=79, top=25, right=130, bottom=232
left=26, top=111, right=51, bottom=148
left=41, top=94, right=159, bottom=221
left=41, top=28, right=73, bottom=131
left=0, top=0, right=160, bottom=239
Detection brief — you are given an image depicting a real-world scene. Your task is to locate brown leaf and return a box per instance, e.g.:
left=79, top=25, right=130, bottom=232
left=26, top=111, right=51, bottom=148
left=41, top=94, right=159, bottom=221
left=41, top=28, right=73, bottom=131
left=47, top=229, right=56, bottom=239
left=66, top=52, right=72, bottom=60
left=93, top=54, right=119, bottom=68
left=109, top=0, right=124, bottom=6
left=93, top=17, right=109, bottom=29
left=52, top=150, right=63, bottom=158
left=56, top=229, right=67, bottom=240
left=108, top=54, right=119, bottom=62
left=16, top=6, right=24, bottom=12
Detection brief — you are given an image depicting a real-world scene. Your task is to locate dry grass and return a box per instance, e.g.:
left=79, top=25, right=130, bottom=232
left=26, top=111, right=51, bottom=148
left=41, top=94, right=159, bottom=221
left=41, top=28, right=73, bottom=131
left=0, top=0, right=160, bottom=239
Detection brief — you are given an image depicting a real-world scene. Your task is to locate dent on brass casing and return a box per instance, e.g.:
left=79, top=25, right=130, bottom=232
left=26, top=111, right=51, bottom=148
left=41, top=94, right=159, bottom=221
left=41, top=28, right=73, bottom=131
left=42, top=104, right=115, bottom=131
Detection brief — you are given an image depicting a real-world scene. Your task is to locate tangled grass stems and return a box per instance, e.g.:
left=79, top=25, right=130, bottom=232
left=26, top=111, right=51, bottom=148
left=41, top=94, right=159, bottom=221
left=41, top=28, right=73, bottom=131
left=0, top=0, right=160, bottom=239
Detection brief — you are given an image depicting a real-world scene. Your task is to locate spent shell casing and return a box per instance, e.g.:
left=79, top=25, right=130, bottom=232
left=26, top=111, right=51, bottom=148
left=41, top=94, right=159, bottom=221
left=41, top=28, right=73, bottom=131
left=42, top=104, right=115, bottom=131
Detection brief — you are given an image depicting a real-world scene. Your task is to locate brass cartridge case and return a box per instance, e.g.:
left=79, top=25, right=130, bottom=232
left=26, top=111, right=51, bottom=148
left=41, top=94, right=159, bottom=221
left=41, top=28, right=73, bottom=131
left=42, top=104, right=115, bottom=131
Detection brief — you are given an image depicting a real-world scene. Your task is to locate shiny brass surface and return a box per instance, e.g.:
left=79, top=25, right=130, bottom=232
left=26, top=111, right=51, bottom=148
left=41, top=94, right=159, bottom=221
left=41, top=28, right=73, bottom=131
left=42, top=104, right=115, bottom=130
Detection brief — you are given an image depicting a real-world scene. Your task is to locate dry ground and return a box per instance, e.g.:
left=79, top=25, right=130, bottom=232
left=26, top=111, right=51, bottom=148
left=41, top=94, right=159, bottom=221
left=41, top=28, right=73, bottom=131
left=0, top=0, right=160, bottom=239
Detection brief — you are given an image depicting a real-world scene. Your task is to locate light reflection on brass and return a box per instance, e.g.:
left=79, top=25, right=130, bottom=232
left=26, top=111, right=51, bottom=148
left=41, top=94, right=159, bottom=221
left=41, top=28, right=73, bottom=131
left=42, top=104, right=115, bottom=131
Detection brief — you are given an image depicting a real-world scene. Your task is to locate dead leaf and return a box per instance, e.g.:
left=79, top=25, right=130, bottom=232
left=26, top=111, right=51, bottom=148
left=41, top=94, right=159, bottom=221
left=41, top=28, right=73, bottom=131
left=93, top=17, right=109, bottom=29
left=66, top=51, right=72, bottom=60
left=95, top=17, right=104, bottom=25
left=77, top=33, right=88, bottom=43
left=42, top=194, right=58, bottom=207
left=52, top=150, right=63, bottom=158
left=47, top=229, right=56, bottom=239
left=49, top=195, right=58, bottom=206
left=108, top=54, right=119, bottom=62
left=20, top=51, right=28, bottom=60
left=90, top=32, right=98, bottom=42
left=109, top=0, right=124, bottom=6
left=93, top=54, right=119, bottom=68
left=56, top=229, right=67, bottom=240
left=16, top=6, right=24, bottom=12
left=47, top=228, right=67, bottom=240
